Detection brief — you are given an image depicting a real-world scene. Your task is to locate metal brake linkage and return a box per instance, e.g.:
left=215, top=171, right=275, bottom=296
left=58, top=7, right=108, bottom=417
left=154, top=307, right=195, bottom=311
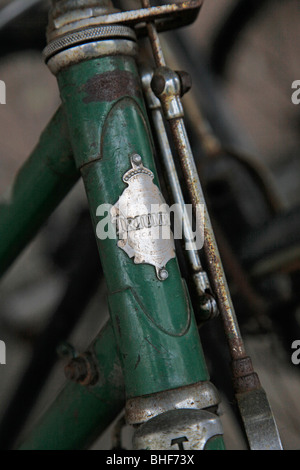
left=141, top=66, right=218, bottom=321
left=140, top=0, right=283, bottom=450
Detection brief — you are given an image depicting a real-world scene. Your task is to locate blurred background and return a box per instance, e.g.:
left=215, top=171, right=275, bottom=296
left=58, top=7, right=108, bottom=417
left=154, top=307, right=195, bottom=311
left=0, top=0, right=300, bottom=450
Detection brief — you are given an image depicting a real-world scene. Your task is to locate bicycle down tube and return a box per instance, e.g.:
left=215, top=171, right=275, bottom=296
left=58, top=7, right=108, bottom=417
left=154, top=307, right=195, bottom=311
left=0, top=0, right=282, bottom=450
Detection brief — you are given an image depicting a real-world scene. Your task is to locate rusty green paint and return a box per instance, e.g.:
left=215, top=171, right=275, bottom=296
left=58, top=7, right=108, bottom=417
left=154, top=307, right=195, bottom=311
left=18, top=321, right=125, bottom=450
left=57, top=54, right=210, bottom=398
left=0, top=42, right=226, bottom=450
left=0, top=107, right=79, bottom=278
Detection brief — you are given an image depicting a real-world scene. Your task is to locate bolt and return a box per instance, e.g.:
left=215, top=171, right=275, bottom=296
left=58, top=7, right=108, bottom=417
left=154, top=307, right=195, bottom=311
left=65, top=357, right=88, bottom=382
left=159, top=268, right=169, bottom=281
left=151, top=67, right=181, bottom=98
left=176, top=70, right=192, bottom=96
left=231, top=356, right=260, bottom=393
left=150, top=67, right=184, bottom=119
left=195, top=294, right=219, bottom=323
left=64, top=354, right=98, bottom=386
left=151, top=68, right=191, bottom=98
left=151, top=74, right=166, bottom=97
left=132, top=154, right=142, bottom=165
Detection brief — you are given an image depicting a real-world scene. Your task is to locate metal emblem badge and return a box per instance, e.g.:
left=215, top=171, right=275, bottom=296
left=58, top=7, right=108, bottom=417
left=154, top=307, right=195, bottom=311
left=111, top=154, right=175, bottom=280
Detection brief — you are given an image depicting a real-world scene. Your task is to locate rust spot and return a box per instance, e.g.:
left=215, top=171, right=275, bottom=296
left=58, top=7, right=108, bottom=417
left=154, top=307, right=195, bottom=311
left=64, top=353, right=99, bottom=386
left=83, top=70, right=141, bottom=103
left=231, top=356, right=261, bottom=393
left=168, top=117, right=249, bottom=361
left=232, top=356, right=254, bottom=377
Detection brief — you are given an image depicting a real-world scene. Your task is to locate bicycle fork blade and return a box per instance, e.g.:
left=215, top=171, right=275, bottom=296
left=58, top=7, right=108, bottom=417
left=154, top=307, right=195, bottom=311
left=236, top=387, right=283, bottom=450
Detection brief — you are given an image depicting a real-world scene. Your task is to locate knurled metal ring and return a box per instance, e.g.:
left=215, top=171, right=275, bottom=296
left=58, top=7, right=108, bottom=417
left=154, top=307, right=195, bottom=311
left=43, top=24, right=136, bottom=62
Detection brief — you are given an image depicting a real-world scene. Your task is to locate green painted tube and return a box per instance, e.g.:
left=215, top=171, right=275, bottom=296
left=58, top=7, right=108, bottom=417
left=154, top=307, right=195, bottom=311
left=57, top=53, right=210, bottom=398
left=18, top=321, right=125, bottom=450
left=0, top=107, right=79, bottom=278
left=204, top=436, right=226, bottom=450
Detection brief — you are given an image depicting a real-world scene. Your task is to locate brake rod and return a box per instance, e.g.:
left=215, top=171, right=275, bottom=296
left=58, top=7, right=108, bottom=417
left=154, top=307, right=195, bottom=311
left=141, top=0, right=283, bottom=450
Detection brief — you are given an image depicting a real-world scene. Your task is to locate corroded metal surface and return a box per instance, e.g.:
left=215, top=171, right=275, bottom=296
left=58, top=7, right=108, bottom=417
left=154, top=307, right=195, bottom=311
left=151, top=67, right=184, bottom=119
left=141, top=66, right=218, bottom=319
left=168, top=117, right=246, bottom=360
left=47, top=0, right=282, bottom=450
left=47, top=1, right=203, bottom=41
left=47, top=39, right=138, bottom=74
left=139, top=0, right=245, bottom=359
left=82, top=69, right=140, bottom=102
left=64, top=352, right=99, bottom=386
left=140, top=7, right=283, bottom=449
left=132, top=409, right=224, bottom=450
left=43, top=24, right=136, bottom=61
left=125, top=380, right=220, bottom=424
left=236, top=388, right=283, bottom=450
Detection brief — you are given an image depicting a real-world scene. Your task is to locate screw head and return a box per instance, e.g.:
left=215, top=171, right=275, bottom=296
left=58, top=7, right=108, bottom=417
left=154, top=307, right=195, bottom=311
left=176, top=70, right=192, bottom=96
left=132, top=154, right=142, bottom=165
left=151, top=74, right=166, bottom=97
left=64, top=357, right=87, bottom=382
left=159, top=268, right=169, bottom=281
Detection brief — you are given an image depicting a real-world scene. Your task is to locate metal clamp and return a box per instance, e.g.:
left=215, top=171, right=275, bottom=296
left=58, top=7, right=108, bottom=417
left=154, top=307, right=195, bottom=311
left=47, top=0, right=203, bottom=41
left=43, top=24, right=137, bottom=62
left=126, top=381, right=220, bottom=425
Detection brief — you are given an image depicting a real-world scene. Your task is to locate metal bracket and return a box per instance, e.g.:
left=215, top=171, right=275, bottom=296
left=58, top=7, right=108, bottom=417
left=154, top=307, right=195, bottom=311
left=132, top=409, right=224, bottom=450
left=47, top=1, right=203, bottom=41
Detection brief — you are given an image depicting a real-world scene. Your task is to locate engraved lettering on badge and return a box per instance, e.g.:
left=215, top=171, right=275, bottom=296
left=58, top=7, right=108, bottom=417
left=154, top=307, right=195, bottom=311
left=111, top=154, right=175, bottom=280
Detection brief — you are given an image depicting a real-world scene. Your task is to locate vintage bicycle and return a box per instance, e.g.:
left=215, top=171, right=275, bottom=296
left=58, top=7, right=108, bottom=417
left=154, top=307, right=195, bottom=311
left=0, top=0, right=299, bottom=450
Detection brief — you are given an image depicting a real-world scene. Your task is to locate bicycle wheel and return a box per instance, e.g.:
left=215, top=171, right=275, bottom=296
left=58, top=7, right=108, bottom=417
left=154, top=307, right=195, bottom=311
left=206, top=0, right=300, bottom=449
left=207, top=0, right=300, bottom=320
left=210, top=0, right=300, bottom=207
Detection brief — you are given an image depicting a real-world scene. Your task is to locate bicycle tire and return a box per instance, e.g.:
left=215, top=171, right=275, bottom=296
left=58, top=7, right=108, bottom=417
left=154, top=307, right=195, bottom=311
left=208, top=0, right=300, bottom=208
left=209, top=0, right=272, bottom=77
left=207, top=0, right=300, bottom=383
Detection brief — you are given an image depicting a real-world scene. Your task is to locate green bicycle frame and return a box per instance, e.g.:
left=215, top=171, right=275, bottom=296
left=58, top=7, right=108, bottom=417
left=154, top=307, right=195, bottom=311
left=0, top=1, right=226, bottom=450
left=57, top=54, right=209, bottom=398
